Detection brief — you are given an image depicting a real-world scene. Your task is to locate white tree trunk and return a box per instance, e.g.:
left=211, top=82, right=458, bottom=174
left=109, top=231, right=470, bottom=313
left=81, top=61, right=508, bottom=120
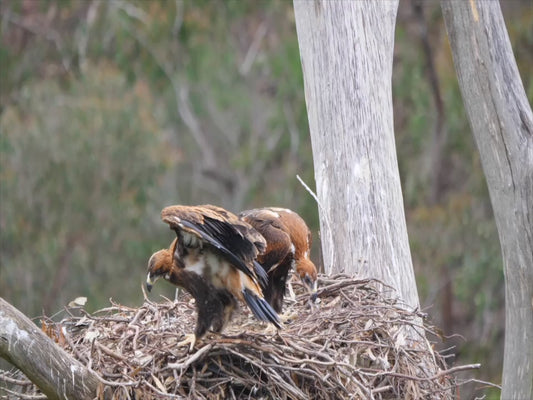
left=293, top=0, right=420, bottom=310
left=441, top=2, right=533, bottom=399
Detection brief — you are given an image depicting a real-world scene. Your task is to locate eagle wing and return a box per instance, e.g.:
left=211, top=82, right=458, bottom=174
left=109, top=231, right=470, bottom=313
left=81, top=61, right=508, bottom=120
left=239, top=208, right=293, bottom=273
left=161, top=205, right=268, bottom=286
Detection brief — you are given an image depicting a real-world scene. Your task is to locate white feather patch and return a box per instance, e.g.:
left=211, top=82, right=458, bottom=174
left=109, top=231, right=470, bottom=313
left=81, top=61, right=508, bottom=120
left=187, top=258, right=206, bottom=275
left=263, top=210, right=280, bottom=219
left=269, top=207, right=293, bottom=214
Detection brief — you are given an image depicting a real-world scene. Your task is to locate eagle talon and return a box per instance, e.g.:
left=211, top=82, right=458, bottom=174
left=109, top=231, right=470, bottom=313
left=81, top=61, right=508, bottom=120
left=178, top=333, right=197, bottom=352
left=264, top=323, right=279, bottom=335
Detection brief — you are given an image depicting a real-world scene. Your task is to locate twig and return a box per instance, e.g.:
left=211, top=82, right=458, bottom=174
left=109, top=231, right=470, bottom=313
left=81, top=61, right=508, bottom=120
left=360, top=363, right=481, bottom=382
left=87, top=366, right=139, bottom=387
left=143, top=380, right=183, bottom=398
left=4, top=13, right=70, bottom=71
left=94, top=341, right=127, bottom=362
left=457, top=378, right=502, bottom=390
left=296, top=174, right=336, bottom=270
left=63, top=327, right=89, bottom=363
left=0, top=372, right=32, bottom=386
left=0, top=388, right=46, bottom=400
left=239, top=21, right=268, bottom=76
left=165, top=344, right=213, bottom=371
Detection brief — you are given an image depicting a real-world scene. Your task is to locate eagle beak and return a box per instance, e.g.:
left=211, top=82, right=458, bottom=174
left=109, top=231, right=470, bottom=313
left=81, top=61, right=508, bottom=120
left=146, top=274, right=154, bottom=292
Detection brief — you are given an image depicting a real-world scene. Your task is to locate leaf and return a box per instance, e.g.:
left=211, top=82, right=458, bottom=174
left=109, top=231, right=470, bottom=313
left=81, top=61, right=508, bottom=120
left=84, top=330, right=99, bottom=342
left=75, top=316, right=88, bottom=326
left=152, top=374, right=167, bottom=393
left=164, top=376, right=175, bottom=385
left=395, top=330, right=407, bottom=349
left=366, top=348, right=376, bottom=362
left=68, top=296, right=87, bottom=307
left=134, top=350, right=153, bottom=366
left=377, top=356, right=391, bottom=370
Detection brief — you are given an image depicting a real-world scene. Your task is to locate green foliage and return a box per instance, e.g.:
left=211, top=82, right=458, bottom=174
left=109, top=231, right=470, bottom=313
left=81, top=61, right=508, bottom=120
left=0, top=0, right=314, bottom=316
left=0, top=64, right=176, bottom=314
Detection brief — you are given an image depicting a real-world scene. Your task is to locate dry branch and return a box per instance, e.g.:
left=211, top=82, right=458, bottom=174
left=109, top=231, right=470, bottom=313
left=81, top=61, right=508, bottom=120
left=0, top=298, right=101, bottom=400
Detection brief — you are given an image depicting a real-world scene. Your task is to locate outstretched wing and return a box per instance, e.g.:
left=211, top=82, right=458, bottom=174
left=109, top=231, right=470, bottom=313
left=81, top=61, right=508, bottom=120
left=239, top=208, right=293, bottom=273
left=161, top=205, right=268, bottom=286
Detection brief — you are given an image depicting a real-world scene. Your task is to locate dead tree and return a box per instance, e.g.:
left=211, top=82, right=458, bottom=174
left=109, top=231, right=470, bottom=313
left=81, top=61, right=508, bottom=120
left=293, top=0, right=420, bottom=311
left=0, top=298, right=101, bottom=400
left=441, top=1, right=533, bottom=398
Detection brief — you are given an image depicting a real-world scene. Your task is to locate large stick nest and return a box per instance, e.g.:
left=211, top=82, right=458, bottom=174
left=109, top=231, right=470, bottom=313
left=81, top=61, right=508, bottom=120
left=3, top=275, right=479, bottom=399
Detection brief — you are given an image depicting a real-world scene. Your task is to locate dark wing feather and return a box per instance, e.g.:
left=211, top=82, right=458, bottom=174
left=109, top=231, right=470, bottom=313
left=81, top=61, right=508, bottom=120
left=161, top=205, right=266, bottom=285
left=239, top=209, right=292, bottom=274
left=243, top=288, right=281, bottom=329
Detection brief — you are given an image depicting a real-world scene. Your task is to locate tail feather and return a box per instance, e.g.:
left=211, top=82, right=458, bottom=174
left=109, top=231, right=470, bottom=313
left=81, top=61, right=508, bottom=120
left=253, top=261, right=269, bottom=289
left=243, top=288, right=281, bottom=329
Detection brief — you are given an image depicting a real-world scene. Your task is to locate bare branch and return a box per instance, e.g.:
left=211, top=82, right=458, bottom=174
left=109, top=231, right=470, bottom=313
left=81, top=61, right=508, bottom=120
left=0, top=298, right=101, bottom=400
left=239, top=21, right=268, bottom=76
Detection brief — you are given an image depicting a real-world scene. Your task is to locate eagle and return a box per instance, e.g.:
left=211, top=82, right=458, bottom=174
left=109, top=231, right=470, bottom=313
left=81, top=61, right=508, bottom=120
left=239, top=207, right=318, bottom=313
left=146, top=205, right=281, bottom=350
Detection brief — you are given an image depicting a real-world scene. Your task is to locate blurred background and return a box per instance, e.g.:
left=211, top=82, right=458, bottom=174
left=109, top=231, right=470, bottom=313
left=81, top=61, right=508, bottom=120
left=0, top=0, right=531, bottom=397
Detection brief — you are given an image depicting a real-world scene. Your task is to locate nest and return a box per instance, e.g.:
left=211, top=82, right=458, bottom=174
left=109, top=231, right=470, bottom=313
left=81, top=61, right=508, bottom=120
left=2, top=274, right=481, bottom=399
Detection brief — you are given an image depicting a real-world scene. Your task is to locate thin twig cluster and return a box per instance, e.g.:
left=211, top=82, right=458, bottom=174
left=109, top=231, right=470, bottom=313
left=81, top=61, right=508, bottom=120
left=1, top=275, right=483, bottom=399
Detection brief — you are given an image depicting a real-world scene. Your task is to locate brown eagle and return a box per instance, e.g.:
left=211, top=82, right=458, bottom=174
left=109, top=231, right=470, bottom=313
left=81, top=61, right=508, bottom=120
left=239, top=207, right=318, bottom=313
left=146, top=205, right=281, bottom=350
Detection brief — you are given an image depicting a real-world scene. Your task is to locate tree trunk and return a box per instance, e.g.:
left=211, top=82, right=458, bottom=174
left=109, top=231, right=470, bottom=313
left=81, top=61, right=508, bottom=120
left=0, top=297, right=101, bottom=400
left=440, top=1, right=533, bottom=399
left=293, top=0, right=420, bottom=310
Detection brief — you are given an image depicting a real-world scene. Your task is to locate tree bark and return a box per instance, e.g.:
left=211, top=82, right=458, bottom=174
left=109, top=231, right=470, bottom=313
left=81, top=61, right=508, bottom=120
left=0, top=297, right=101, bottom=400
left=293, top=0, right=420, bottom=310
left=441, top=1, right=533, bottom=399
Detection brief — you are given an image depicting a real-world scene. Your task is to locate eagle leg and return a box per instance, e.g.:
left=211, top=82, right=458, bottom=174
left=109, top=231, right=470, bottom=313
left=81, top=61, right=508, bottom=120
left=185, top=288, right=220, bottom=352
left=210, top=290, right=237, bottom=333
left=263, top=323, right=278, bottom=336
left=177, top=333, right=197, bottom=352
left=268, top=273, right=290, bottom=313
left=287, top=280, right=297, bottom=302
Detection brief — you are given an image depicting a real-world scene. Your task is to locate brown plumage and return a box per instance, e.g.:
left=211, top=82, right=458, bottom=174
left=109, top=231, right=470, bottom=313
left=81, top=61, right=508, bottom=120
left=146, top=205, right=280, bottom=350
left=239, top=207, right=318, bottom=313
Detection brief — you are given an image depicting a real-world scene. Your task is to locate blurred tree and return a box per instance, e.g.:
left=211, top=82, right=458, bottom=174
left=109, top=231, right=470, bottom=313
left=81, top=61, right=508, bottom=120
left=0, top=64, right=175, bottom=314
left=0, top=0, right=317, bottom=315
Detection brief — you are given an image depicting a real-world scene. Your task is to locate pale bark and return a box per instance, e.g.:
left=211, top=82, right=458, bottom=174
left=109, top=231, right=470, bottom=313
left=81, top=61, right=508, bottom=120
left=441, top=1, right=533, bottom=399
left=293, top=0, right=420, bottom=310
left=0, top=297, right=101, bottom=400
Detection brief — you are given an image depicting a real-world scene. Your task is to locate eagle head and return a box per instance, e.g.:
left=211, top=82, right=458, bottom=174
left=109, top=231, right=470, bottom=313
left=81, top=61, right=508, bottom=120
left=297, top=258, right=318, bottom=301
left=146, top=248, right=173, bottom=292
